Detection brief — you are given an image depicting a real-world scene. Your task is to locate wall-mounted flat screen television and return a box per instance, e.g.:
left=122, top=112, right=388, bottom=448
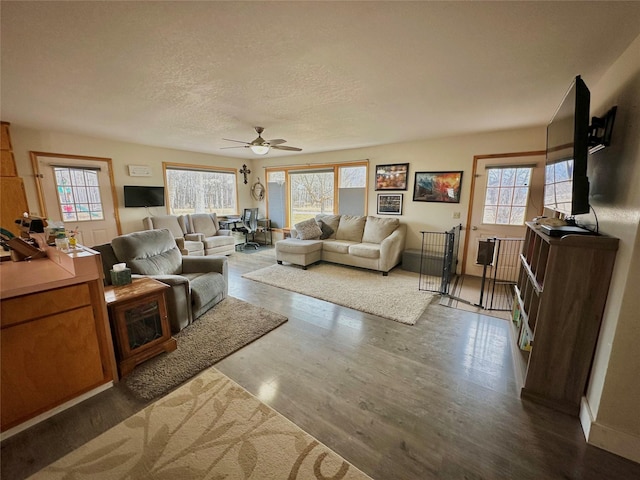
left=124, top=185, right=165, bottom=208
left=543, top=75, right=591, bottom=217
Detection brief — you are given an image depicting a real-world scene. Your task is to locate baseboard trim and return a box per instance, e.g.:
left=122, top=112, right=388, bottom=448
left=0, top=382, right=114, bottom=441
left=580, top=396, right=640, bottom=463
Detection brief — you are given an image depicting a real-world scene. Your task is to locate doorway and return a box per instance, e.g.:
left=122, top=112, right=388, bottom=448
left=31, top=152, right=121, bottom=246
left=456, top=151, right=545, bottom=312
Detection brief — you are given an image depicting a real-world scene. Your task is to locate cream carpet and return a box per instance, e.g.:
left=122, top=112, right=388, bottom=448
left=125, top=296, right=287, bottom=401
left=243, top=263, right=435, bottom=325
left=28, top=368, right=372, bottom=480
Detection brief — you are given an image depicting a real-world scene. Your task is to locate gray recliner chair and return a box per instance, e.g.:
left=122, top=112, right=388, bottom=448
left=94, top=229, right=227, bottom=333
left=187, top=213, right=236, bottom=256
left=143, top=214, right=205, bottom=256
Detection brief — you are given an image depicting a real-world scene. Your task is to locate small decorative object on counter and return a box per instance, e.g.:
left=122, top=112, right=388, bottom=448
left=54, top=232, right=69, bottom=251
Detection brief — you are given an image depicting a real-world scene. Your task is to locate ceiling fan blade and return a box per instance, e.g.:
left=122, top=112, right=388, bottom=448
left=272, top=145, right=302, bottom=151
left=222, top=138, right=250, bottom=145
left=267, top=139, right=287, bottom=145
left=220, top=145, right=249, bottom=149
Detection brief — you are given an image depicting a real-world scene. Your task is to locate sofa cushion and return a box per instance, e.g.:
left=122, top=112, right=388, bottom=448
left=335, top=215, right=366, bottom=242
left=362, top=216, right=400, bottom=244
left=202, top=235, right=235, bottom=249
left=189, top=213, right=219, bottom=237
left=145, top=215, right=186, bottom=239
left=276, top=238, right=323, bottom=254
left=317, top=220, right=334, bottom=240
left=112, top=229, right=183, bottom=275
left=295, top=218, right=323, bottom=240
left=321, top=240, right=356, bottom=254
left=315, top=214, right=341, bottom=239
left=349, top=242, right=381, bottom=259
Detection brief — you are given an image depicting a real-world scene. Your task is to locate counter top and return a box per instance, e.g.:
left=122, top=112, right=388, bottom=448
left=0, top=245, right=102, bottom=299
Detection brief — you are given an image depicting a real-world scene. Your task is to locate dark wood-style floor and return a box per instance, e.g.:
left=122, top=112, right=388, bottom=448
left=2, top=248, right=639, bottom=480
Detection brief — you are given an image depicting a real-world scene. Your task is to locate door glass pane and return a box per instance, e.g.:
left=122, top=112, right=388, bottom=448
left=482, top=167, right=532, bottom=226
left=54, top=167, right=105, bottom=222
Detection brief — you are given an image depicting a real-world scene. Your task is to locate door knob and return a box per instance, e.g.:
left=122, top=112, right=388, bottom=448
left=472, top=226, right=478, bottom=231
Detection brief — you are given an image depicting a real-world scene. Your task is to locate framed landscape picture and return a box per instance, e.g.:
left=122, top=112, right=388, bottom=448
left=375, top=163, right=409, bottom=190
left=413, top=171, right=463, bottom=203
left=377, top=193, right=403, bottom=215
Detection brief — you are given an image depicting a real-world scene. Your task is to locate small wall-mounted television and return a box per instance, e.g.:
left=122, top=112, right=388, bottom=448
left=543, top=75, right=591, bottom=217
left=124, top=185, right=165, bottom=208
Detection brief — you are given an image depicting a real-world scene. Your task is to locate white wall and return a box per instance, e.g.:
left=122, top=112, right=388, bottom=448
left=580, top=34, right=640, bottom=462
left=10, top=123, right=544, bottom=246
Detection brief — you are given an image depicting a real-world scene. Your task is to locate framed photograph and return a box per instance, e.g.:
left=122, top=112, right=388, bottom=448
left=413, top=171, right=463, bottom=203
left=377, top=193, right=403, bottom=215
left=375, top=163, right=409, bottom=190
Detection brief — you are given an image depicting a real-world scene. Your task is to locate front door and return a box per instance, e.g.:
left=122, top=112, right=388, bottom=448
left=32, top=152, right=121, bottom=246
left=463, top=151, right=545, bottom=277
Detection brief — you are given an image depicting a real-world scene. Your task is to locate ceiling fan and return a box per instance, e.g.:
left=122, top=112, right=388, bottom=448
left=222, top=126, right=302, bottom=155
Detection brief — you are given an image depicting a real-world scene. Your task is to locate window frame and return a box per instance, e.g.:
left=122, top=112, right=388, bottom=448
left=265, top=161, right=369, bottom=229
left=163, top=162, right=239, bottom=216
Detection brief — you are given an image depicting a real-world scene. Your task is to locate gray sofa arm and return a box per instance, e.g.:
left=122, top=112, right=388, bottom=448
left=182, top=255, right=228, bottom=298
left=132, top=273, right=191, bottom=332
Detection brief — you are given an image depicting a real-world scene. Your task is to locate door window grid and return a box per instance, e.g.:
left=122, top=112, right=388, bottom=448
left=482, top=167, right=532, bottom=225
left=54, top=167, right=104, bottom=222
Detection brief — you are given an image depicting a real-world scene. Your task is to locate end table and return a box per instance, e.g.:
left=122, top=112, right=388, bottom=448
left=104, top=277, right=177, bottom=378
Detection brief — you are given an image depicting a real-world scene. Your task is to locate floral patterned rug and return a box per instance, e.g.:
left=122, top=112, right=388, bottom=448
left=28, top=368, right=372, bottom=480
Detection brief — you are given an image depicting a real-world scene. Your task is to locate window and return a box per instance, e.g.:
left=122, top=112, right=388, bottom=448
left=266, top=162, right=368, bottom=228
left=482, top=166, right=532, bottom=225
left=165, top=164, right=237, bottom=215
left=54, top=166, right=104, bottom=221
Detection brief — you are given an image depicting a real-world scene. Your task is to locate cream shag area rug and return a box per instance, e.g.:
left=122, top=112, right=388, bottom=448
left=125, top=296, right=287, bottom=401
left=28, top=368, right=372, bottom=480
left=243, top=263, right=435, bottom=325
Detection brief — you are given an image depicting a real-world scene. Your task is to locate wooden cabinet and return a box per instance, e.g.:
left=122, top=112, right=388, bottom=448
left=1, top=121, right=29, bottom=236
left=513, top=222, right=618, bottom=415
left=0, top=248, right=117, bottom=432
left=104, top=278, right=177, bottom=377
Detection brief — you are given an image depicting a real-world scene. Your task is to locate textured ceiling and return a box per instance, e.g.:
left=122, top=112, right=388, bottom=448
left=2, top=1, right=640, bottom=159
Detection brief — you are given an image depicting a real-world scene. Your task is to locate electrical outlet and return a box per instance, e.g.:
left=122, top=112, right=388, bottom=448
left=453, top=212, right=461, bottom=219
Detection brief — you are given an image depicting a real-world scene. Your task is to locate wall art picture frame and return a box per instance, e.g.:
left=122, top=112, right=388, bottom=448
left=413, top=171, right=463, bottom=203
left=377, top=193, right=403, bottom=215
left=375, top=163, right=409, bottom=190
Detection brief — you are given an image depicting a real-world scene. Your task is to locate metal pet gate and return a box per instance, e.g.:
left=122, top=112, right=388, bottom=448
left=418, top=225, right=524, bottom=313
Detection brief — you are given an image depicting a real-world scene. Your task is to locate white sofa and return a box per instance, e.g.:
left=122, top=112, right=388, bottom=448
left=275, top=214, right=406, bottom=275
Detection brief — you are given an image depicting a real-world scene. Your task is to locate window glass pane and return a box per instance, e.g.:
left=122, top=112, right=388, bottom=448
left=482, top=166, right=532, bottom=226
left=483, top=206, right=497, bottom=223
left=340, top=166, right=366, bottom=188
left=487, top=169, right=501, bottom=187
left=290, top=171, right=334, bottom=224
left=54, top=167, right=105, bottom=223
left=166, top=168, right=237, bottom=215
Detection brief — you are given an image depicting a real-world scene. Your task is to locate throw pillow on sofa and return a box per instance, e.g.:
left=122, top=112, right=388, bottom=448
left=318, top=220, right=334, bottom=240
left=294, top=218, right=323, bottom=240
left=336, top=215, right=366, bottom=242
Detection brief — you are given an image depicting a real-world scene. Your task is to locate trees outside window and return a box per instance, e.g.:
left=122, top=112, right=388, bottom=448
left=165, top=165, right=237, bottom=215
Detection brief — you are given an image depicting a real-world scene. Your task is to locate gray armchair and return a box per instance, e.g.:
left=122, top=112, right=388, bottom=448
left=187, top=213, right=236, bottom=256
left=94, top=229, right=227, bottom=333
left=143, top=215, right=204, bottom=256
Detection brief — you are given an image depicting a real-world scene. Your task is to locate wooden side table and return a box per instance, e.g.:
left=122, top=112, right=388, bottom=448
left=104, top=277, right=177, bottom=377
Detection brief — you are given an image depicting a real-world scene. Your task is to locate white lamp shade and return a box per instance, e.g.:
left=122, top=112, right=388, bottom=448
left=250, top=144, right=270, bottom=155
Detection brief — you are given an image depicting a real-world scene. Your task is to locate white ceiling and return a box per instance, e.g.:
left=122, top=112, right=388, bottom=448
left=2, top=1, right=639, bottom=159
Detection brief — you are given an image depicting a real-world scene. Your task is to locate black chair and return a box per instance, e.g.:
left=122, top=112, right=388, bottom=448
left=233, top=208, right=260, bottom=250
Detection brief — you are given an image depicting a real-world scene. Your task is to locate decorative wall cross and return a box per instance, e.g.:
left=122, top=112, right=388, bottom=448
left=240, top=164, right=251, bottom=184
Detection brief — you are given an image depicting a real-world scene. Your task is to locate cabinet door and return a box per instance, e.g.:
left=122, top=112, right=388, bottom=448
left=1, top=177, right=29, bottom=237
left=1, top=306, right=105, bottom=430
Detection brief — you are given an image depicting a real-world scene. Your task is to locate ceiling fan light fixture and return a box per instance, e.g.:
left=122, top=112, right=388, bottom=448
left=249, top=144, right=270, bottom=155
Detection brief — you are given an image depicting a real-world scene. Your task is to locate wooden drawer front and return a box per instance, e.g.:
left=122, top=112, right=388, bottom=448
left=1, top=305, right=105, bottom=430
left=1, top=284, right=92, bottom=327
left=1, top=150, right=17, bottom=176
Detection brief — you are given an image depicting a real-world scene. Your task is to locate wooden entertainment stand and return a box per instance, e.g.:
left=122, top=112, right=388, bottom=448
left=512, top=222, right=618, bottom=415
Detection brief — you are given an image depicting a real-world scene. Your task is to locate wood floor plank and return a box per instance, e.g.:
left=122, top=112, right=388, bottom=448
left=2, top=249, right=639, bottom=480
